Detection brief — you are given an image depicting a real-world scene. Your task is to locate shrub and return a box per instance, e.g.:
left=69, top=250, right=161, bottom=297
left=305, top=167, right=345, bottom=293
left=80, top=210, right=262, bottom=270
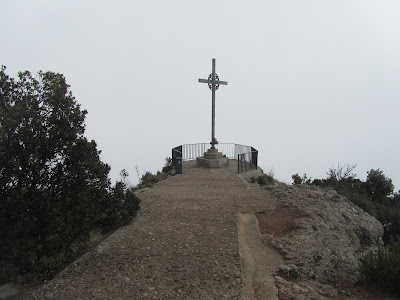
left=277, top=266, right=300, bottom=280
left=289, top=267, right=300, bottom=279
left=292, top=173, right=311, bottom=185
left=162, top=157, right=174, bottom=173
left=99, top=181, right=141, bottom=231
left=0, top=67, right=141, bottom=284
left=360, top=238, right=400, bottom=294
left=292, top=173, right=302, bottom=185
left=375, top=201, right=400, bottom=243
left=366, top=169, right=394, bottom=201
left=327, top=163, right=357, bottom=182
left=257, top=174, right=275, bottom=186
left=141, top=171, right=159, bottom=186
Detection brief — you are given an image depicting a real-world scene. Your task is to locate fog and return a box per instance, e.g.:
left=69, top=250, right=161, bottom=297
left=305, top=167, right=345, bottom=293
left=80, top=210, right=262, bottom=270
left=1, top=0, right=399, bottom=189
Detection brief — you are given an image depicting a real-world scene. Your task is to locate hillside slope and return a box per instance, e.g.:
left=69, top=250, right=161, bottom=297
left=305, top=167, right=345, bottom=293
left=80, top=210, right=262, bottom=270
left=10, top=162, right=386, bottom=299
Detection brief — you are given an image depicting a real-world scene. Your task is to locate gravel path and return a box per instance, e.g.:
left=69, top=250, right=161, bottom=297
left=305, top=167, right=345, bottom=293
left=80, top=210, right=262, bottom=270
left=24, top=161, right=280, bottom=299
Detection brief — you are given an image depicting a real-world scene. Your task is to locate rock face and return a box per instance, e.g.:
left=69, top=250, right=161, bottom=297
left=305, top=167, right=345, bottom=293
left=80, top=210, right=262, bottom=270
left=259, top=184, right=383, bottom=298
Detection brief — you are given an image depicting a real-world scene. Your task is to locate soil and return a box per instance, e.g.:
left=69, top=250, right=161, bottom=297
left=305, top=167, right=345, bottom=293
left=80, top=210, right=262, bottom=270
left=256, top=207, right=305, bottom=237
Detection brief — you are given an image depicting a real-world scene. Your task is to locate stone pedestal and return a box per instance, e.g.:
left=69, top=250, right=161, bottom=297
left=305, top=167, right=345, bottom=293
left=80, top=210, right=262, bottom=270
left=196, top=148, right=229, bottom=168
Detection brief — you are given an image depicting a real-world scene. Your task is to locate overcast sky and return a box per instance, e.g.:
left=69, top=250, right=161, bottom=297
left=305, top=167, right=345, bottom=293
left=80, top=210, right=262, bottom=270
left=1, top=0, right=399, bottom=190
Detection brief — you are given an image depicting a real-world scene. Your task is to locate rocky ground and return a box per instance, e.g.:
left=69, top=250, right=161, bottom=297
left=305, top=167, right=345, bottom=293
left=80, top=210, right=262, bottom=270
left=3, top=161, right=392, bottom=299
left=256, top=183, right=387, bottom=299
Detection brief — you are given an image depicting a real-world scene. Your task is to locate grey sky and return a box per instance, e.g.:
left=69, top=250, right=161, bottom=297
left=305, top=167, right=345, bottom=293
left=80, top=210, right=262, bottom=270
left=1, top=0, right=399, bottom=189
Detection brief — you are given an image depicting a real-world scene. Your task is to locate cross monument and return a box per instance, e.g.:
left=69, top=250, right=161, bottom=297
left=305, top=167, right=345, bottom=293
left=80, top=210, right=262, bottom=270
left=199, top=58, right=228, bottom=149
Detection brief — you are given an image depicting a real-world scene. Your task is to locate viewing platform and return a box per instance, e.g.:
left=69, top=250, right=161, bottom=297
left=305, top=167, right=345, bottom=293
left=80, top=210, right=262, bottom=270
left=172, top=143, right=258, bottom=174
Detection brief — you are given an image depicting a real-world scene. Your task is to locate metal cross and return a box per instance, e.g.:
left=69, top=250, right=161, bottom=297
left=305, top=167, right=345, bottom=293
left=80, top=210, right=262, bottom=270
left=199, top=58, right=228, bottom=149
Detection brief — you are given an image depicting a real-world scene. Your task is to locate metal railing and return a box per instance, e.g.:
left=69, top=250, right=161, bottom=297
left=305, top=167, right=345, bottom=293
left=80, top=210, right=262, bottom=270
left=172, top=143, right=258, bottom=173
left=237, top=150, right=258, bottom=173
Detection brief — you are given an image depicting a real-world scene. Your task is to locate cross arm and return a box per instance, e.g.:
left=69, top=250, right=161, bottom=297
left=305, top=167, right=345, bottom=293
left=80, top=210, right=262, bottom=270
left=198, top=79, right=228, bottom=85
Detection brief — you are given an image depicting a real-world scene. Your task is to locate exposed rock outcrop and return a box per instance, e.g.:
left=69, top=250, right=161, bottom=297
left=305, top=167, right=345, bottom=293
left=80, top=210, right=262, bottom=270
left=259, top=184, right=383, bottom=298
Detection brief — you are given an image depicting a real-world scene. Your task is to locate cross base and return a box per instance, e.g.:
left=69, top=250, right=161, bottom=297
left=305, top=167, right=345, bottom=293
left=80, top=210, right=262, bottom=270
left=196, top=148, right=229, bottom=168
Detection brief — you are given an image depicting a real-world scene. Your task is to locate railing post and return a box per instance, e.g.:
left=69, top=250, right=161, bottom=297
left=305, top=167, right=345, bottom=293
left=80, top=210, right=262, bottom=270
left=251, top=147, right=258, bottom=169
left=172, top=145, right=183, bottom=166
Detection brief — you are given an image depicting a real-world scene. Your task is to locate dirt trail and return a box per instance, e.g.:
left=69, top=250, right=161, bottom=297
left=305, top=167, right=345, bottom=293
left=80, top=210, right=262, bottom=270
left=22, top=162, right=282, bottom=299
left=238, top=213, right=283, bottom=300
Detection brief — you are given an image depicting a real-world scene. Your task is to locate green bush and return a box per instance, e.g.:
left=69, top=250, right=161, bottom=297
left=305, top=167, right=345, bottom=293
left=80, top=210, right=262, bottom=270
left=99, top=181, right=141, bottom=231
left=375, top=201, right=400, bottom=243
left=0, top=67, right=141, bottom=284
left=162, top=157, right=174, bottom=173
left=292, top=173, right=311, bottom=185
left=360, top=238, right=400, bottom=294
left=292, top=173, right=302, bottom=185
left=289, top=267, right=300, bottom=279
left=257, top=174, right=275, bottom=186
left=366, top=169, right=394, bottom=201
left=141, top=171, right=159, bottom=186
